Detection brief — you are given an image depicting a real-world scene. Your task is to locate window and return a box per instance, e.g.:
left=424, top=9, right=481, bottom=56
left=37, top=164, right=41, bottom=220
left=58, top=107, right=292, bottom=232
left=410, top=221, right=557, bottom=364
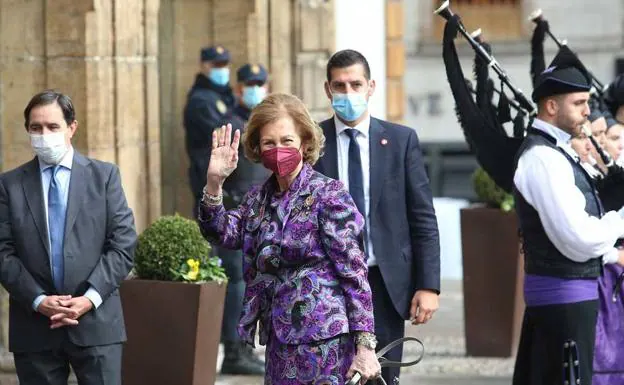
left=429, top=0, right=525, bottom=43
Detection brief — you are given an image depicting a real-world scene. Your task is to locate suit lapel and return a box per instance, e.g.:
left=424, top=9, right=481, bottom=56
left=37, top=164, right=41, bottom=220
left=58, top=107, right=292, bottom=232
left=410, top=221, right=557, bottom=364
left=64, top=152, right=89, bottom=237
left=369, top=118, right=390, bottom=213
left=319, top=119, right=339, bottom=180
left=22, top=159, right=51, bottom=257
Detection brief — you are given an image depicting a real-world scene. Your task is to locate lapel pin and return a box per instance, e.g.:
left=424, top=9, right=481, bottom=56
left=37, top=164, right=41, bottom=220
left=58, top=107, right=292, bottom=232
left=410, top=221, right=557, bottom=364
left=381, top=138, right=388, bottom=146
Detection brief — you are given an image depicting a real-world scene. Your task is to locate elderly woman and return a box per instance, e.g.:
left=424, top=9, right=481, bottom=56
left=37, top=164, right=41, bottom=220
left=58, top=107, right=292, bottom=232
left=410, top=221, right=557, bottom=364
left=198, top=93, right=380, bottom=384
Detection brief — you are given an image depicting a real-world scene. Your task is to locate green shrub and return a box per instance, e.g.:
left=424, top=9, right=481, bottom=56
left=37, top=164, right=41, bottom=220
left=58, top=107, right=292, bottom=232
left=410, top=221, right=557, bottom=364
left=134, top=214, right=227, bottom=283
left=472, top=167, right=514, bottom=212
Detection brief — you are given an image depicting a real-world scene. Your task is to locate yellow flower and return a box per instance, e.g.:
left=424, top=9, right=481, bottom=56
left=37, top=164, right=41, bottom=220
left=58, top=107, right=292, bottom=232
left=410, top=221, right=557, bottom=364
left=187, top=268, right=199, bottom=281
left=186, top=258, right=200, bottom=281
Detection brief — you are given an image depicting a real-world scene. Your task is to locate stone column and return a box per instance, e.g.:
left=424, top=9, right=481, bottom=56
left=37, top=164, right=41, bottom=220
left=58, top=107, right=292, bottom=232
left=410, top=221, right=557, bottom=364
left=386, top=0, right=405, bottom=124
left=0, top=0, right=48, bottom=170
left=43, top=0, right=160, bottom=231
left=159, top=0, right=215, bottom=218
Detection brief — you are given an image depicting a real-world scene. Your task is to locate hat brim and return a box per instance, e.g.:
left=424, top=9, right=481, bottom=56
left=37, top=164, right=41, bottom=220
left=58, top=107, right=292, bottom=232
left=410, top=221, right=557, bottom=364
left=532, top=78, right=591, bottom=102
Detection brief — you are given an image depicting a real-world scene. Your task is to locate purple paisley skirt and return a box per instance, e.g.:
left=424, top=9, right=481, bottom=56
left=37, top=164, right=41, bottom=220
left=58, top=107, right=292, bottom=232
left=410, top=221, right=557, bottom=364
left=264, top=333, right=356, bottom=385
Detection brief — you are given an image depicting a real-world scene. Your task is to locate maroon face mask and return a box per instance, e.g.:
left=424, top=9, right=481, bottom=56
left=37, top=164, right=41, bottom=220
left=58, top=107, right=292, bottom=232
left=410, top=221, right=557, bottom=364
left=261, top=147, right=302, bottom=177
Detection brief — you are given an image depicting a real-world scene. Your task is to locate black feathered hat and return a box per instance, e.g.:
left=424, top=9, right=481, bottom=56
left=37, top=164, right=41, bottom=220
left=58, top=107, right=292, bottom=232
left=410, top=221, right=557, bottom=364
left=532, top=45, right=592, bottom=102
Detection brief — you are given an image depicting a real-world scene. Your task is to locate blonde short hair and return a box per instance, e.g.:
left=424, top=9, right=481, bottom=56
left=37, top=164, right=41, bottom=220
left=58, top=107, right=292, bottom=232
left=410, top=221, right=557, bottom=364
left=242, top=93, right=325, bottom=165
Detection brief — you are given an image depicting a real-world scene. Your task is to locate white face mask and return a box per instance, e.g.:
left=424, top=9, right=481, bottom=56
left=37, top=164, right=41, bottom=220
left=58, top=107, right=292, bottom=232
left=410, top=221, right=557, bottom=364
left=30, top=131, right=69, bottom=165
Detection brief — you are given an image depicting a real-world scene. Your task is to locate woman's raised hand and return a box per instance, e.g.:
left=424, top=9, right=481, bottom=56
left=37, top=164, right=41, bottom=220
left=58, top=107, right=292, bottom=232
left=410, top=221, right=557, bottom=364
left=206, top=123, right=241, bottom=186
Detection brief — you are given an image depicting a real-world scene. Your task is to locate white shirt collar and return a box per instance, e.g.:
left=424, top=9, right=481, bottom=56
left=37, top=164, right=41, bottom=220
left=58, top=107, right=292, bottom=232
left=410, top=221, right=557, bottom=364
left=532, top=118, right=572, bottom=147
left=334, top=113, right=371, bottom=138
left=38, top=146, right=75, bottom=172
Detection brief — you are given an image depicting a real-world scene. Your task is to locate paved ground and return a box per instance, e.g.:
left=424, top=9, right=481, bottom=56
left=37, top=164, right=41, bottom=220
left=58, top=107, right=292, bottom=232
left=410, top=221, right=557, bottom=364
left=214, top=280, right=514, bottom=385
left=0, top=280, right=516, bottom=384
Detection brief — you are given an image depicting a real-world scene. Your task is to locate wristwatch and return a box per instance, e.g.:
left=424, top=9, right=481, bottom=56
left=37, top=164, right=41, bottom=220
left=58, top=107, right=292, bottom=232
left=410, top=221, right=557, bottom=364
left=354, top=332, right=378, bottom=350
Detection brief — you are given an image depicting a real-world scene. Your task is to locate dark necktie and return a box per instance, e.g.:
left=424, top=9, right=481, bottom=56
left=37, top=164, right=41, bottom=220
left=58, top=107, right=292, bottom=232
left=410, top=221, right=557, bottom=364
left=48, top=166, right=66, bottom=291
left=345, top=128, right=368, bottom=256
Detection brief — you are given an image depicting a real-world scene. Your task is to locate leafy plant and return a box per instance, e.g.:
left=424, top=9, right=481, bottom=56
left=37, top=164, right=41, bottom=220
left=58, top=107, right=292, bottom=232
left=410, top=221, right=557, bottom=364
left=472, top=167, right=514, bottom=212
left=134, top=214, right=227, bottom=284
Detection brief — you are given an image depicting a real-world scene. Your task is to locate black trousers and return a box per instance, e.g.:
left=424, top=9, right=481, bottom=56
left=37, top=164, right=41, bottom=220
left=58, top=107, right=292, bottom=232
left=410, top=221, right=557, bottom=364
left=14, top=342, right=122, bottom=385
left=213, top=245, right=245, bottom=344
left=512, top=299, right=599, bottom=385
left=369, top=266, right=405, bottom=385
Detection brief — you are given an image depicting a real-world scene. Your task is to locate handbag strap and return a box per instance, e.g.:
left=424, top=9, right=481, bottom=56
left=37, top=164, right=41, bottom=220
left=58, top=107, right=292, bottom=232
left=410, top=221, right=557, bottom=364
left=346, top=336, right=425, bottom=385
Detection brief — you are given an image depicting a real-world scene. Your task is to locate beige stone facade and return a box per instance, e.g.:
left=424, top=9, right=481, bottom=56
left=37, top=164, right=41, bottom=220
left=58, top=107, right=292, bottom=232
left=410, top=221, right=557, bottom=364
left=0, top=0, right=161, bottom=232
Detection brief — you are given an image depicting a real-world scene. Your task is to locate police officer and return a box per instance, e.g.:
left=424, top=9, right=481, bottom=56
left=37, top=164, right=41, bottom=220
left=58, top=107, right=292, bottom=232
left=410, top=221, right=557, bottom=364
left=183, top=45, right=236, bottom=213
left=213, top=64, right=272, bottom=375
left=233, top=63, right=269, bottom=120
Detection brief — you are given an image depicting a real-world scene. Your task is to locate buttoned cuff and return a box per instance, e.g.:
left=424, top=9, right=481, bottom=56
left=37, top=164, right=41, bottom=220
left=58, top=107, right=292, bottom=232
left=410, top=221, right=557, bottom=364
left=32, top=294, right=46, bottom=311
left=84, top=287, right=103, bottom=309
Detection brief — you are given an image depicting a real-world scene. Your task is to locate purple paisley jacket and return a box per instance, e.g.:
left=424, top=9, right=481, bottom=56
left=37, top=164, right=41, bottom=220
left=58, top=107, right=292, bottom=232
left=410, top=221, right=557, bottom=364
left=198, top=163, right=374, bottom=346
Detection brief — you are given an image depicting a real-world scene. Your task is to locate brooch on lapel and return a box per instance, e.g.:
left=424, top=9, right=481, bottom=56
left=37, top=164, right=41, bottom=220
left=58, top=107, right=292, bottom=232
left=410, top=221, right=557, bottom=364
left=304, top=195, right=314, bottom=208
left=381, top=138, right=388, bottom=146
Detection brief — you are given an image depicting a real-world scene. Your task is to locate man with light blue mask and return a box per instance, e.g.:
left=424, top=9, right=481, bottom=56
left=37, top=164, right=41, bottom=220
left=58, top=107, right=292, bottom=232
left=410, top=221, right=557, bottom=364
left=0, top=90, right=137, bottom=385
left=184, top=45, right=236, bottom=217
left=233, top=63, right=269, bottom=120
left=314, top=49, right=441, bottom=385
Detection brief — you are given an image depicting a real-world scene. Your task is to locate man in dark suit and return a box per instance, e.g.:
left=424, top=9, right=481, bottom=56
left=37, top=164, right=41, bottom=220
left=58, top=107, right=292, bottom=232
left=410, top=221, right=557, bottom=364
left=0, top=90, right=137, bottom=385
left=314, top=49, right=441, bottom=384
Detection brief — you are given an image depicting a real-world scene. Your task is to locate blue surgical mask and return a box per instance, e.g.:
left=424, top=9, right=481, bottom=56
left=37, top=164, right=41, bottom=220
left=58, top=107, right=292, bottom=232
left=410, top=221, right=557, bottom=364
left=331, top=92, right=368, bottom=122
left=242, top=86, right=267, bottom=108
left=209, top=68, right=230, bottom=86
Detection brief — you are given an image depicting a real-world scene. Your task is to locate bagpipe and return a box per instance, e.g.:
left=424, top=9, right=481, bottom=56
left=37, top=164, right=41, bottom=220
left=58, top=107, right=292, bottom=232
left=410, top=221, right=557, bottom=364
left=436, top=0, right=528, bottom=193
left=437, top=0, right=624, bottom=196
left=436, top=0, right=535, bottom=116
